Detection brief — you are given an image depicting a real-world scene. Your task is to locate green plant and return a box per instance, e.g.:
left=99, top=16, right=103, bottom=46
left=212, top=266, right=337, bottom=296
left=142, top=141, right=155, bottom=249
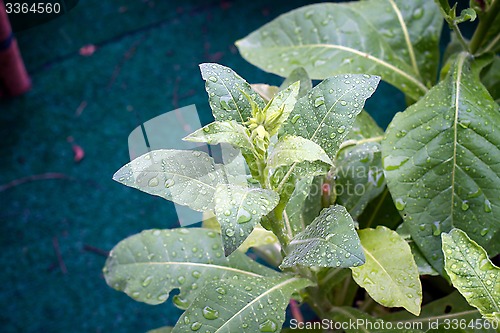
left=104, top=0, right=499, bottom=332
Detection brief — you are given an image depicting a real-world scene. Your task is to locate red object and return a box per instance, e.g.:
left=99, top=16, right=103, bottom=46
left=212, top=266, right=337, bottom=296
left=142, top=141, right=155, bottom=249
left=0, top=0, right=31, bottom=97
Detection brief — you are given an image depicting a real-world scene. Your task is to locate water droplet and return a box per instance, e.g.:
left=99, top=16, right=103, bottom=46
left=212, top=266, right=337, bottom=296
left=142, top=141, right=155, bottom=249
left=202, top=306, right=219, bottom=320
left=165, top=179, right=175, bottom=188
left=192, top=270, right=201, bottom=278
left=480, top=228, right=489, bottom=236
left=190, top=321, right=202, bottom=331
left=148, top=177, right=159, bottom=187
left=216, top=287, right=226, bottom=295
left=224, top=210, right=231, bottom=216
left=314, top=96, right=325, bottom=107
left=177, top=276, right=186, bottom=284
left=413, top=8, right=423, bottom=19
left=259, top=319, right=277, bottom=332
left=291, top=114, right=300, bottom=124
left=173, top=295, right=189, bottom=308
left=340, top=100, right=347, bottom=106
left=419, top=224, right=426, bottom=231
left=395, top=198, right=406, bottom=211
left=237, top=209, right=252, bottom=224
left=208, top=76, right=217, bottom=82
left=226, top=228, right=235, bottom=237
left=461, top=201, right=470, bottom=211
left=432, top=221, right=441, bottom=236
left=220, top=96, right=232, bottom=111
left=142, top=276, right=153, bottom=287
left=384, top=155, right=409, bottom=171
left=337, top=125, right=346, bottom=134
left=363, top=276, right=374, bottom=285
left=484, top=199, right=492, bottom=213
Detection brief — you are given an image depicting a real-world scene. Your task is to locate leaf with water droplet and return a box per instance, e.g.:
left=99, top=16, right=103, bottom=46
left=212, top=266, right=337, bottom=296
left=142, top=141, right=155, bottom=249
left=281, top=205, right=365, bottom=268
left=113, top=150, right=226, bottom=212
left=281, top=75, right=379, bottom=160
left=250, top=84, right=279, bottom=103
left=172, top=274, right=312, bottom=333
left=200, top=63, right=265, bottom=123
left=442, top=228, right=500, bottom=324
left=279, top=67, right=312, bottom=99
left=351, top=226, right=422, bottom=316
left=183, top=121, right=254, bottom=153
left=235, top=0, right=442, bottom=100
left=396, top=223, right=439, bottom=276
left=103, top=228, right=280, bottom=309
left=264, top=81, right=300, bottom=136
left=214, top=184, right=279, bottom=255
left=382, top=53, right=500, bottom=274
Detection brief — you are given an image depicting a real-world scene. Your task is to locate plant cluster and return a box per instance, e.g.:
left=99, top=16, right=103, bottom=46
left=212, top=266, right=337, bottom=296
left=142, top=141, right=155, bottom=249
left=104, top=0, right=499, bottom=332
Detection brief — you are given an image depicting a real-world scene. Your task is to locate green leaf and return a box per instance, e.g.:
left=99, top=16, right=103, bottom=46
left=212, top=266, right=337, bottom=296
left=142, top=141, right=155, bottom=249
left=282, top=74, right=380, bottom=160
left=103, top=228, right=280, bottom=308
left=330, top=307, right=425, bottom=333
left=442, top=228, right=500, bottom=322
left=481, top=55, right=500, bottom=103
left=172, top=274, right=313, bottom=333
left=284, top=177, right=316, bottom=237
left=268, top=135, right=333, bottom=175
left=382, top=52, right=500, bottom=274
left=280, top=67, right=312, bottom=99
left=264, top=81, right=300, bottom=136
left=214, top=184, right=279, bottom=255
left=281, top=205, right=365, bottom=268
left=396, top=222, right=439, bottom=276
left=332, top=111, right=386, bottom=220
left=236, top=0, right=442, bottom=100
left=357, top=188, right=402, bottom=230
left=183, top=121, right=253, bottom=153
left=351, top=226, right=422, bottom=316
left=383, top=291, right=495, bottom=332
left=200, top=63, right=265, bottom=123
left=113, top=150, right=225, bottom=212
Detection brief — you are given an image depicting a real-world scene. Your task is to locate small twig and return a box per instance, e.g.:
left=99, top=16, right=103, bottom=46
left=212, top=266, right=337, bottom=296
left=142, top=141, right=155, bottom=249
left=289, top=299, right=304, bottom=323
left=0, top=173, right=71, bottom=192
left=52, top=237, right=68, bottom=274
left=83, top=244, right=109, bottom=257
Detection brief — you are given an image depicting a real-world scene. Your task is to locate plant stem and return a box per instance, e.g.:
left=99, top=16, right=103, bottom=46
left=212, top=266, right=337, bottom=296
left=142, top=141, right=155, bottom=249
left=469, top=0, right=500, bottom=54
left=451, top=22, right=471, bottom=52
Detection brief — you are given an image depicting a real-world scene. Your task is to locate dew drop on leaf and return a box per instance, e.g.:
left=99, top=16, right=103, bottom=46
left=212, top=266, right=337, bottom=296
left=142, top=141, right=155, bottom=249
left=164, top=179, right=175, bottom=188
left=148, top=177, right=159, bottom=187
left=202, top=306, right=219, bottom=320
left=314, top=96, right=325, bottom=107
left=395, top=198, right=406, bottom=211
left=190, top=321, right=202, bottom=331
left=259, top=319, right=277, bottom=332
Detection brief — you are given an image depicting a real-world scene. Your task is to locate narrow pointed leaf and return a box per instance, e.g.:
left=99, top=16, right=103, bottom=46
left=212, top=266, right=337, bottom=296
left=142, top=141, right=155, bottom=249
left=282, top=74, right=380, bottom=159
left=200, top=63, right=265, bottom=123
left=351, top=226, right=422, bottom=316
left=103, top=228, right=279, bottom=308
left=268, top=135, right=333, bottom=174
left=280, top=67, right=312, bottom=98
left=442, top=229, right=500, bottom=322
left=236, top=0, right=442, bottom=100
left=382, top=52, right=500, bottom=274
left=113, top=150, right=224, bottom=212
left=281, top=205, right=365, bottom=268
left=214, top=184, right=279, bottom=255
left=172, top=274, right=313, bottom=333
left=183, top=121, right=253, bottom=152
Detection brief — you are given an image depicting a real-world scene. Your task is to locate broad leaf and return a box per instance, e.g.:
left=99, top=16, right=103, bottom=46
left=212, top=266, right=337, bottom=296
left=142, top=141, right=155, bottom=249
left=113, top=149, right=224, bottom=212
left=282, top=74, right=380, bottom=160
left=103, top=228, right=279, bottom=309
left=183, top=121, right=253, bottom=153
left=284, top=177, right=314, bottom=237
left=280, top=67, right=312, bottom=98
left=172, top=274, right=313, bottom=333
left=335, top=112, right=385, bottom=219
left=200, top=63, right=265, bottom=123
left=481, top=55, right=500, bottom=103
left=147, top=327, right=173, bottom=333
left=281, top=205, right=365, bottom=268
left=236, top=0, right=442, bottom=100
left=357, top=188, right=402, bottom=230
left=214, top=184, right=279, bottom=255
left=351, top=226, right=422, bottom=316
left=330, top=307, right=425, bottom=333
left=384, top=291, right=495, bottom=332
left=442, top=229, right=500, bottom=323
left=268, top=136, right=333, bottom=175
left=396, top=222, right=439, bottom=276
left=382, top=52, right=500, bottom=274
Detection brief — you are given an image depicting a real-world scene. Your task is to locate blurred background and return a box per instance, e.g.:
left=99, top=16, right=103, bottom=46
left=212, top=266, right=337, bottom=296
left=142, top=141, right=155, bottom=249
left=0, top=0, right=451, bottom=331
